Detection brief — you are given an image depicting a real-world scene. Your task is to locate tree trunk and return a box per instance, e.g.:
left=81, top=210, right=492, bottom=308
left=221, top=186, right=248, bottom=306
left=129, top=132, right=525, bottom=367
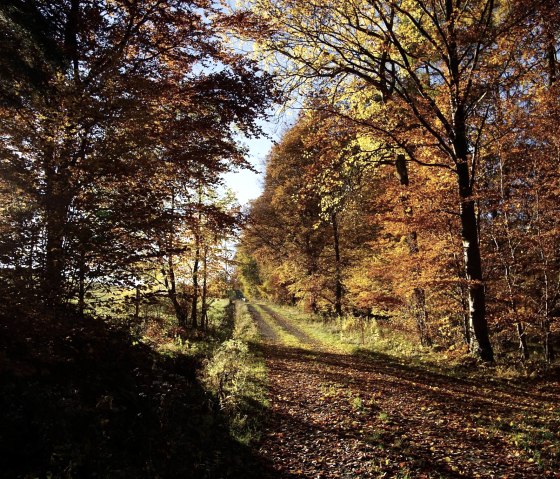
left=462, top=298, right=471, bottom=346
left=201, top=245, right=208, bottom=331
left=165, top=191, right=187, bottom=327
left=542, top=31, right=556, bottom=363
left=517, top=321, right=529, bottom=361
left=78, top=248, right=86, bottom=318
left=44, top=206, right=66, bottom=304
left=43, top=159, right=69, bottom=308
left=547, top=34, right=557, bottom=87
left=448, top=224, right=471, bottom=346
left=541, top=265, right=555, bottom=363
left=41, top=0, right=81, bottom=308
left=28, top=227, right=37, bottom=294
left=445, top=0, right=493, bottom=361
left=331, top=212, right=343, bottom=317
left=167, top=254, right=187, bottom=327
left=456, top=160, right=494, bottom=362
left=191, top=232, right=200, bottom=329
left=413, top=287, right=431, bottom=347
left=134, top=283, right=140, bottom=323
left=542, top=317, right=555, bottom=363
left=507, top=287, right=529, bottom=361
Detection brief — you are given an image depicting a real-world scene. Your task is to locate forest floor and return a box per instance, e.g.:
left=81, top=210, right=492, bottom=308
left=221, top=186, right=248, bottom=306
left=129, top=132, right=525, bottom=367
left=247, top=302, right=560, bottom=479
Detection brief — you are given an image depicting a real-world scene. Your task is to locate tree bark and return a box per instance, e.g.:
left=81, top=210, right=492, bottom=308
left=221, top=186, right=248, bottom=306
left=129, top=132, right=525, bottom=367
left=456, top=160, right=494, bottom=362
left=445, top=0, right=494, bottom=361
left=331, top=212, right=343, bottom=317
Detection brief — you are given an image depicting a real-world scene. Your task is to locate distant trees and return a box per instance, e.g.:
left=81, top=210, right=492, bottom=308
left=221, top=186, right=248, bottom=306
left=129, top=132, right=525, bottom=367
left=147, top=183, right=241, bottom=329
left=0, top=0, right=273, bottom=321
left=239, top=110, right=377, bottom=315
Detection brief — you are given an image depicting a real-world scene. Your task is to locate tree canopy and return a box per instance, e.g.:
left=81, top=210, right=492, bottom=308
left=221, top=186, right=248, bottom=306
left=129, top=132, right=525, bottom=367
left=0, top=0, right=274, bottom=314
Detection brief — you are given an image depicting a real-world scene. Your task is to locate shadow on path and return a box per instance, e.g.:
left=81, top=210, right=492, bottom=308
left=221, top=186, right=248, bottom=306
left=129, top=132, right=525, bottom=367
left=249, top=306, right=560, bottom=479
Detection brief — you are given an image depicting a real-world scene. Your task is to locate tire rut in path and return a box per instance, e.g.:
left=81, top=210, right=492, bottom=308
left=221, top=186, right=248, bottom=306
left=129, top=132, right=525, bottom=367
left=247, top=303, right=280, bottom=343
left=257, top=303, right=322, bottom=349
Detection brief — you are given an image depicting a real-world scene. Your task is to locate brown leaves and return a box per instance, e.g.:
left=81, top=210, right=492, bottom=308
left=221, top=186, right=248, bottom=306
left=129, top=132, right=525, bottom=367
left=254, top=307, right=560, bottom=478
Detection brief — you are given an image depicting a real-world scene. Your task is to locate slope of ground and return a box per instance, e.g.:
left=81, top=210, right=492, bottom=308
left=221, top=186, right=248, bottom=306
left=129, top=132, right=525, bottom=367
left=248, top=302, right=560, bottom=479
left=0, top=305, right=266, bottom=478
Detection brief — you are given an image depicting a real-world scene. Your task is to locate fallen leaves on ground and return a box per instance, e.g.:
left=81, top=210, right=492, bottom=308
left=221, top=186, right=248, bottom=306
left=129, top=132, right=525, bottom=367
left=249, top=306, right=560, bottom=479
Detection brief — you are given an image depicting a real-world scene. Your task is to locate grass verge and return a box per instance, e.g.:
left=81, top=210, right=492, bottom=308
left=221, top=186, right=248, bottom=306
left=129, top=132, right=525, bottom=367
left=263, top=302, right=473, bottom=369
left=262, top=302, right=359, bottom=354
left=202, top=300, right=268, bottom=445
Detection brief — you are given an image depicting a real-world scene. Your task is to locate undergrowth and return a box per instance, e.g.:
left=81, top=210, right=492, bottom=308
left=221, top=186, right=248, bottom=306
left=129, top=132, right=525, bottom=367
left=263, top=302, right=560, bottom=379
left=202, top=300, right=268, bottom=445
left=0, top=299, right=266, bottom=478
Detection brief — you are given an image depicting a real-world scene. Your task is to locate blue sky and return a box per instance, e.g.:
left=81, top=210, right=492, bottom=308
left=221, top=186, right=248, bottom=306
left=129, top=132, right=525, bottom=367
left=223, top=135, right=271, bottom=205
left=223, top=115, right=290, bottom=205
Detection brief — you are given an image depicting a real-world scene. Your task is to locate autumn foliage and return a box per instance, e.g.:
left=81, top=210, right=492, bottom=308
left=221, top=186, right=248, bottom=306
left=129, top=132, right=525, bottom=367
left=236, top=0, right=560, bottom=363
left=0, top=0, right=273, bottom=320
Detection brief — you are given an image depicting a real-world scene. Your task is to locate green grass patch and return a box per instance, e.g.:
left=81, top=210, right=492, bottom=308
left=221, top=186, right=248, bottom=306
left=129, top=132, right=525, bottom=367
left=260, top=302, right=437, bottom=360
left=202, top=300, right=269, bottom=445
left=260, top=303, right=355, bottom=353
left=259, top=302, right=474, bottom=374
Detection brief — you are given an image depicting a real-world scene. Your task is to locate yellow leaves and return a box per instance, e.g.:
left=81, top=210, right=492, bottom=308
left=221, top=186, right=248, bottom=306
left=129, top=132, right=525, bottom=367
left=355, top=133, right=383, bottom=153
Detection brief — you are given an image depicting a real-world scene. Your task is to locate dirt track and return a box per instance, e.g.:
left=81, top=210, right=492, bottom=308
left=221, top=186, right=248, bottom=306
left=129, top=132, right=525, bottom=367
left=247, top=302, right=560, bottom=479
left=247, top=303, right=280, bottom=343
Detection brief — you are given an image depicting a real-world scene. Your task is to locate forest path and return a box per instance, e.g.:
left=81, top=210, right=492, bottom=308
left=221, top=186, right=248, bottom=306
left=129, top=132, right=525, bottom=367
left=247, top=302, right=560, bottom=479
